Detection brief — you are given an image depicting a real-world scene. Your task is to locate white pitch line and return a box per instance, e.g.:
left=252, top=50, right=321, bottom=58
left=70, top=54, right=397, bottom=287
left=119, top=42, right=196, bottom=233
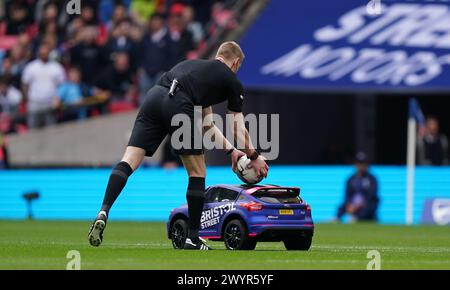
left=2, top=240, right=450, bottom=254
left=265, top=259, right=450, bottom=265
left=312, top=245, right=450, bottom=253
left=266, top=259, right=363, bottom=264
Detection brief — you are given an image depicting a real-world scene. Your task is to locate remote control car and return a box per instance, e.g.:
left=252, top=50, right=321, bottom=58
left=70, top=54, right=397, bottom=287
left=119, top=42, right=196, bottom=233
left=167, top=184, right=314, bottom=250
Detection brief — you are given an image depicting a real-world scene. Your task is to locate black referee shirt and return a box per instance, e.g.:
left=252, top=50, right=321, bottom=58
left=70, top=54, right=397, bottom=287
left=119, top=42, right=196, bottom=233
left=158, top=59, right=244, bottom=112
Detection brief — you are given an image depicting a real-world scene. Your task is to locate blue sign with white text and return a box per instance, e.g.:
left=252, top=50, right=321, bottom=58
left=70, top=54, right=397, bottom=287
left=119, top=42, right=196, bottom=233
left=238, top=0, right=450, bottom=92
left=421, top=198, right=450, bottom=225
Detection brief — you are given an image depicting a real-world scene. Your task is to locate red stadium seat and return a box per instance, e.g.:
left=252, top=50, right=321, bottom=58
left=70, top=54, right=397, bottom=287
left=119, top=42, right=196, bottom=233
left=0, top=35, right=18, bottom=50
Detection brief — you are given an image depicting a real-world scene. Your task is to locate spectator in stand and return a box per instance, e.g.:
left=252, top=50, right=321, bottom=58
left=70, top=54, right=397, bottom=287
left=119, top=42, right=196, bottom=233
left=417, top=117, right=449, bottom=166
left=37, top=2, right=58, bottom=32
left=167, top=3, right=195, bottom=65
left=183, top=5, right=203, bottom=44
left=33, top=2, right=64, bottom=56
left=99, top=0, right=133, bottom=24
left=35, top=19, right=61, bottom=50
left=21, top=42, right=65, bottom=129
left=0, top=76, right=23, bottom=134
left=80, top=4, right=98, bottom=26
left=0, top=76, right=23, bottom=116
left=104, top=3, right=129, bottom=32
left=4, top=1, right=33, bottom=35
left=54, top=66, right=86, bottom=122
left=15, top=32, right=33, bottom=50
left=93, top=52, right=135, bottom=109
left=65, top=16, right=85, bottom=45
left=0, top=58, right=14, bottom=83
left=105, top=19, right=139, bottom=72
left=139, top=12, right=173, bottom=103
left=70, top=26, right=106, bottom=96
left=189, top=0, right=215, bottom=26
left=335, top=152, right=379, bottom=223
left=0, top=42, right=31, bottom=89
left=162, top=0, right=213, bottom=26
left=44, top=34, right=61, bottom=61
left=128, top=20, right=145, bottom=44
left=130, top=0, right=157, bottom=24
left=34, top=0, right=62, bottom=24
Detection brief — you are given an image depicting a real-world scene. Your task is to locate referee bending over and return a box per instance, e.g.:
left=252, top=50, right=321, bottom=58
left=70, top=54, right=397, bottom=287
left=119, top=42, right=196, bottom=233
left=88, top=41, right=269, bottom=250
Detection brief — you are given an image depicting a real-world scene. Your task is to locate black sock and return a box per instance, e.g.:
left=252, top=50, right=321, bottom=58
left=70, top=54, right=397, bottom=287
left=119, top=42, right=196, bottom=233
left=186, top=177, right=205, bottom=244
left=100, top=161, right=133, bottom=216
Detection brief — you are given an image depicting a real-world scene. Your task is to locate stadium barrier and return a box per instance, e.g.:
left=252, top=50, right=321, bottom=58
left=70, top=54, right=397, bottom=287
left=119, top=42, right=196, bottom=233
left=7, top=111, right=143, bottom=167
left=1, top=166, right=449, bottom=224
left=6, top=109, right=231, bottom=167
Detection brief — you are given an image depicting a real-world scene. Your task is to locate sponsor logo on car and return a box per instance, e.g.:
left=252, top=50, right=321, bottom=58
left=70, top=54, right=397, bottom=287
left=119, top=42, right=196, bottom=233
left=201, top=203, right=236, bottom=229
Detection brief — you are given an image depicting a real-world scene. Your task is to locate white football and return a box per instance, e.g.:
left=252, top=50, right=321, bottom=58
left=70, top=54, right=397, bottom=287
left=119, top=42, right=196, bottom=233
left=235, top=155, right=263, bottom=185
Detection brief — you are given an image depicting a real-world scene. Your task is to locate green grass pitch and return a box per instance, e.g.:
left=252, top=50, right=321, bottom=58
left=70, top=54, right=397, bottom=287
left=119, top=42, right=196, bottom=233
left=0, top=221, right=449, bottom=270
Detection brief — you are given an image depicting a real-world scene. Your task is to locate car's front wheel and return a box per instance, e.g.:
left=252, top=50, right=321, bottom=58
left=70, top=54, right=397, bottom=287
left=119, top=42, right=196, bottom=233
left=170, top=219, right=188, bottom=249
left=223, top=219, right=257, bottom=250
left=283, top=236, right=312, bottom=251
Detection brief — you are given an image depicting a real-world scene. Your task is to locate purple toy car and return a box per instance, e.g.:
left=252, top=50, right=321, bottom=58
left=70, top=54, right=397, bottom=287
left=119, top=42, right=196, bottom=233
left=167, top=184, right=314, bottom=250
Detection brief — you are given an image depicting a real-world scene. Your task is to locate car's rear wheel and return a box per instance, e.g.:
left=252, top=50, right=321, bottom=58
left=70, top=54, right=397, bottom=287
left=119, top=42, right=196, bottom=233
left=283, top=236, right=312, bottom=251
left=170, top=219, right=188, bottom=249
left=223, top=219, right=257, bottom=250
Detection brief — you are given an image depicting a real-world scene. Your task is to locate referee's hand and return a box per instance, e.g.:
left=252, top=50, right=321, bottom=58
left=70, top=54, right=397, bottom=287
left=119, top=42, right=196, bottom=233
left=230, top=149, right=246, bottom=172
left=250, top=156, right=269, bottom=178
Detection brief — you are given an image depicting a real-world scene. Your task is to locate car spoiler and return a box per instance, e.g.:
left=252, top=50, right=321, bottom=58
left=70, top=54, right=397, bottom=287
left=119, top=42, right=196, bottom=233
left=244, top=186, right=301, bottom=195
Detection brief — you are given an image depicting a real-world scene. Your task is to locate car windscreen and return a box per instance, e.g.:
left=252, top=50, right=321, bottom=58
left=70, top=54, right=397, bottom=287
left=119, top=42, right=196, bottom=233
left=205, top=187, right=239, bottom=203
left=252, top=189, right=302, bottom=204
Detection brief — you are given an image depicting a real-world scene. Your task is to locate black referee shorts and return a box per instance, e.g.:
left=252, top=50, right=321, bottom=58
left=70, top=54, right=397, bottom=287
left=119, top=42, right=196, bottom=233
left=128, top=85, right=203, bottom=157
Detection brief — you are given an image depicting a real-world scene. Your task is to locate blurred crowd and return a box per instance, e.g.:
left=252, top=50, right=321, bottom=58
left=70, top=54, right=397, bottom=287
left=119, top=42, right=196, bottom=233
left=0, top=0, right=247, bottom=135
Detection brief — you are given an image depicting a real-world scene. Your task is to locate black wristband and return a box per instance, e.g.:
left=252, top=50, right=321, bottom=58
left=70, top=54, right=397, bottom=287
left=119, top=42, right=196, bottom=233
left=226, top=148, right=235, bottom=155
left=248, top=150, right=260, bottom=160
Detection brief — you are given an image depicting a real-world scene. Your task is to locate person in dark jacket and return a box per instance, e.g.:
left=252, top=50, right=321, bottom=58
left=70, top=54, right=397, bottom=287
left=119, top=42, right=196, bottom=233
left=167, top=5, right=195, bottom=65
left=70, top=26, right=106, bottom=96
left=138, top=13, right=173, bottom=103
left=336, top=152, right=379, bottom=222
left=417, top=117, right=449, bottom=166
left=104, top=19, right=139, bottom=73
left=93, top=52, right=134, bottom=103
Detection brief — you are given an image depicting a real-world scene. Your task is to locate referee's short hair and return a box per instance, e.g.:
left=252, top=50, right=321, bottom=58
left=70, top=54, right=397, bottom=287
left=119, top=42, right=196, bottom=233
left=216, top=41, right=245, bottom=64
